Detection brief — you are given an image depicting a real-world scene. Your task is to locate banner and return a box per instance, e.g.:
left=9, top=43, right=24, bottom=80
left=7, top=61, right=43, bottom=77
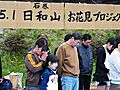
left=0, top=1, right=64, bottom=29
left=0, top=1, right=120, bottom=29
left=65, top=3, right=120, bottom=29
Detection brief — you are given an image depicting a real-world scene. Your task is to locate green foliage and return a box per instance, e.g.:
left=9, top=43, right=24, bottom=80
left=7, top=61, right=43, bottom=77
left=3, top=31, right=30, bottom=52
left=0, top=29, right=116, bottom=86
left=1, top=50, right=27, bottom=85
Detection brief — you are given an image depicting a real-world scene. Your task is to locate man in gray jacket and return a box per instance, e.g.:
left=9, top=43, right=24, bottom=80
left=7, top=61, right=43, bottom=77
left=77, top=34, right=94, bottom=90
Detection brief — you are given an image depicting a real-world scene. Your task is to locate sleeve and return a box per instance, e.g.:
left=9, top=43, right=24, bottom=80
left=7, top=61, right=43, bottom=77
left=40, top=71, right=49, bottom=90
left=77, top=46, right=82, bottom=67
left=96, top=48, right=107, bottom=71
left=56, top=46, right=64, bottom=76
left=112, top=54, right=120, bottom=73
left=90, top=47, right=94, bottom=68
left=25, top=53, right=44, bottom=73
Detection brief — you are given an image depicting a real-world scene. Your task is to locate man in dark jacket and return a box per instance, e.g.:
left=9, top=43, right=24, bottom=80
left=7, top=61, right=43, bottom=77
left=77, top=34, right=94, bottom=90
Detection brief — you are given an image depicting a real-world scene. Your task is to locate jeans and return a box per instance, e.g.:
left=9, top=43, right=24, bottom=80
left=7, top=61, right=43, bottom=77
left=61, top=76, right=79, bottom=90
left=26, top=85, right=40, bottom=90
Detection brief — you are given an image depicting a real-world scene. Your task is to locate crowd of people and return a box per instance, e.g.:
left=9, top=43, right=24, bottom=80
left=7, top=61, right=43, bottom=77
left=25, top=33, right=120, bottom=90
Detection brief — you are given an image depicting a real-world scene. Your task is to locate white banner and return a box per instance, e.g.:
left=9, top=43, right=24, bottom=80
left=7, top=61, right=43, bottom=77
left=0, top=1, right=120, bottom=29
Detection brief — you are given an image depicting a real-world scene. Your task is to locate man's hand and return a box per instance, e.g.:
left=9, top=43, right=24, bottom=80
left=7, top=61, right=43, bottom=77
left=40, top=51, right=48, bottom=61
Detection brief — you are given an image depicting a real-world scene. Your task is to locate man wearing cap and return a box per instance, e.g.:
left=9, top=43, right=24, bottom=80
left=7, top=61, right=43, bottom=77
left=25, top=38, right=48, bottom=90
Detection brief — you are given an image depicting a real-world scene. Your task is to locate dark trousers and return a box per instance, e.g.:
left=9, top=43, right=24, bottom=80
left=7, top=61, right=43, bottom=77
left=79, top=74, right=91, bottom=90
left=58, top=76, right=62, bottom=90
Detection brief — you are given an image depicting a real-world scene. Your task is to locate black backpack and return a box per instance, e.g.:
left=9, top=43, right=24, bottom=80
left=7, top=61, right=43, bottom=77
left=0, top=78, right=12, bottom=90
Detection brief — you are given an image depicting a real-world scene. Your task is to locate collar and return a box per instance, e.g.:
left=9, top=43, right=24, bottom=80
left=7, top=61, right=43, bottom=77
left=82, top=43, right=89, bottom=49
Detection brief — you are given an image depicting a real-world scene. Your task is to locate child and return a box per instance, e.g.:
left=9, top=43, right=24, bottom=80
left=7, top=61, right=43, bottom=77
left=40, top=54, right=59, bottom=90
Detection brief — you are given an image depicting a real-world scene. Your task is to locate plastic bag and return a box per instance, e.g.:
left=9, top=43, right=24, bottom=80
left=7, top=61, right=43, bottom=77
left=9, top=72, right=23, bottom=90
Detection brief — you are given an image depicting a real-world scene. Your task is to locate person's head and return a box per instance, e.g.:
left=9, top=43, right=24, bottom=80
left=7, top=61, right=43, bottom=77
left=34, top=38, right=48, bottom=56
left=46, top=54, right=59, bottom=70
left=37, top=34, right=48, bottom=40
left=82, top=34, right=92, bottom=46
left=106, top=37, right=115, bottom=51
left=67, top=32, right=82, bottom=47
left=64, top=33, right=72, bottom=42
left=114, top=36, right=120, bottom=50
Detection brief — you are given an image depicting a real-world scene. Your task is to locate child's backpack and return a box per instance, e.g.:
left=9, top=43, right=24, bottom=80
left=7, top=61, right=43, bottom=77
left=0, top=78, right=12, bottom=90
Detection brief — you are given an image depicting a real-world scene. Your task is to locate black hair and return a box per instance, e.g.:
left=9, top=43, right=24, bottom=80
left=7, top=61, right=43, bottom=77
left=82, top=34, right=91, bottom=41
left=72, top=32, right=82, bottom=40
left=35, top=38, right=48, bottom=51
left=64, top=34, right=72, bottom=42
left=106, top=37, right=115, bottom=45
left=114, top=36, right=120, bottom=48
left=46, top=54, right=59, bottom=66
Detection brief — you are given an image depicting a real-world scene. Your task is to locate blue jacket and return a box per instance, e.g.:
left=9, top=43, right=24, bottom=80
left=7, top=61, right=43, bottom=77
left=77, top=44, right=94, bottom=75
left=40, top=67, right=56, bottom=90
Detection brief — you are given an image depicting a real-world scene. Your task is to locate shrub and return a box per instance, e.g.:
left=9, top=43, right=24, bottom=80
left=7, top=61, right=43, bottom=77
left=3, top=32, right=30, bottom=52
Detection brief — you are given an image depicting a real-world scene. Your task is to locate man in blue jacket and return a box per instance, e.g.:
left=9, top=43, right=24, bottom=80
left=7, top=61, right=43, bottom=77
left=77, top=34, right=94, bottom=90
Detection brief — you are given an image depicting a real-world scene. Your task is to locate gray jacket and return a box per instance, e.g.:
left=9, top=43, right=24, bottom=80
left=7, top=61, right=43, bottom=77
left=77, top=44, right=94, bottom=75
